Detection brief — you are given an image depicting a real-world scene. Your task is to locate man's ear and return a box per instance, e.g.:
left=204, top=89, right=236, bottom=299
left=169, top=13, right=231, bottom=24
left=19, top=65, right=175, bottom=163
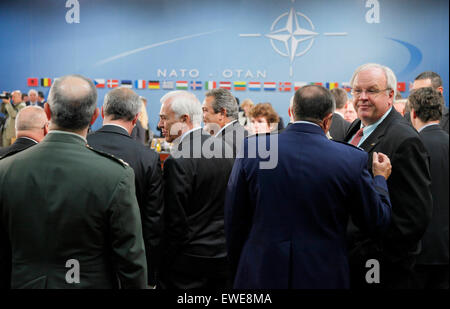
left=43, top=122, right=49, bottom=136
left=132, top=113, right=139, bottom=126
left=288, top=106, right=292, bottom=118
left=180, top=114, right=189, bottom=123
left=220, top=108, right=228, bottom=118
left=44, top=102, right=52, bottom=121
left=101, top=106, right=105, bottom=119
left=90, top=107, right=100, bottom=125
left=323, top=113, right=333, bottom=132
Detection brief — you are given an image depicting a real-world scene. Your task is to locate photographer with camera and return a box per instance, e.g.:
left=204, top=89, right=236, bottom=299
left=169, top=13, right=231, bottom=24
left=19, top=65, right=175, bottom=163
left=1, top=90, right=27, bottom=147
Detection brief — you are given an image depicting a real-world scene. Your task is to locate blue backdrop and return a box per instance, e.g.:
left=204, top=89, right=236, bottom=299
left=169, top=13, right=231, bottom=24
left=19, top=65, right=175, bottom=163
left=0, top=0, right=448, bottom=131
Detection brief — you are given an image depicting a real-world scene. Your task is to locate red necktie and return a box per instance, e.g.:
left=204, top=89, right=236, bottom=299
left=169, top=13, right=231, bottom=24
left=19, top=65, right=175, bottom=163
left=349, top=127, right=364, bottom=146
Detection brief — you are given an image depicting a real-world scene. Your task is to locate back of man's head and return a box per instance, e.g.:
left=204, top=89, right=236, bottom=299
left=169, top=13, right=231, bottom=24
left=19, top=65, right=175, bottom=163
left=47, top=74, right=97, bottom=130
left=15, top=106, right=48, bottom=141
left=409, top=87, right=443, bottom=123
left=293, top=85, right=335, bottom=122
left=330, top=88, right=348, bottom=110
left=205, top=88, right=239, bottom=120
left=103, top=87, right=141, bottom=121
left=415, top=71, right=443, bottom=89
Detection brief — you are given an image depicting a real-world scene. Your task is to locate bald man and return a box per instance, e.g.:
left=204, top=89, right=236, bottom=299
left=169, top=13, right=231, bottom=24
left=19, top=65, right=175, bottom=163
left=0, top=74, right=147, bottom=289
left=0, top=106, right=48, bottom=158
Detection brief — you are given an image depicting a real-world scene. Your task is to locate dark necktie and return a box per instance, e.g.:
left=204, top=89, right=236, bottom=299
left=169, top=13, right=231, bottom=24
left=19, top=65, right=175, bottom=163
left=349, top=127, right=364, bottom=146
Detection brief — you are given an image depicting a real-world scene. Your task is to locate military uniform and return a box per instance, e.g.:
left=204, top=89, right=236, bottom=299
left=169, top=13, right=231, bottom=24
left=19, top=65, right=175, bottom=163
left=1, top=101, right=26, bottom=147
left=0, top=131, right=147, bottom=288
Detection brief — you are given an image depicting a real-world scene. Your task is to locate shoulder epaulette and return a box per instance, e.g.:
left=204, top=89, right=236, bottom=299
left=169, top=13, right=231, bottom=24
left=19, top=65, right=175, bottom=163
left=86, top=144, right=129, bottom=167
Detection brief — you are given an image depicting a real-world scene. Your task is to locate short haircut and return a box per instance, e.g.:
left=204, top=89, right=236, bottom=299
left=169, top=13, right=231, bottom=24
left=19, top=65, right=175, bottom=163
left=47, top=74, right=98, bottom=130
left=103, top=87, right=141, bottom=121
left=205, top=88, right=238, bottom=120
left=249, top=102, right=280, bottom=124
left=414, top=71, right=443, bottom=89
left=28, top=89, right=38, bottom=96
left=330, top=88, right=348, bottom=109
left=350, top=63, right=397, bottom=99
left=160, top=90, right=202, bottom=126
left=38, top=91, right=45, bottom=99
left=293, top=85, right=335, bottom=122
left=15, top=106, right=47, bottom=131
left=408, top=87, right=443, bottom=122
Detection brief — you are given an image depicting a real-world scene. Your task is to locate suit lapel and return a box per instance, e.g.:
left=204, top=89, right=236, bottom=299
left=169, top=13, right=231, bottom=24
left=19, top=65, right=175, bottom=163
left=359, top=108, right=401, bottom=153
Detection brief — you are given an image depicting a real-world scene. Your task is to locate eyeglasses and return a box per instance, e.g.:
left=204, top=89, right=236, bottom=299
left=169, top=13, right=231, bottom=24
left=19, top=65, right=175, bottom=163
left=351, top=88, right=391, bottom=98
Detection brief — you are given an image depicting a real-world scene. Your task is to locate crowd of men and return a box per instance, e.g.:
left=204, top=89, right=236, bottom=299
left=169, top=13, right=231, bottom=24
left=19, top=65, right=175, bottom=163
left=0, top=64, right=448, bottom=289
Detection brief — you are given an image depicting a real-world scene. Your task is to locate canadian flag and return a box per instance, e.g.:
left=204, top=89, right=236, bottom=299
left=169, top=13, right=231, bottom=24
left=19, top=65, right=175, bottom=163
left=107, top=79, right=119, bottom=88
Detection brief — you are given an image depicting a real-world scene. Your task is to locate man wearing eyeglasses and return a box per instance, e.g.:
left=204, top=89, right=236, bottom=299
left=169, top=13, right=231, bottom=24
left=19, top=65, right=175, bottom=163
left=0, top=106, right=48, bottom=158
left=344, top=63, right=432, bottom=289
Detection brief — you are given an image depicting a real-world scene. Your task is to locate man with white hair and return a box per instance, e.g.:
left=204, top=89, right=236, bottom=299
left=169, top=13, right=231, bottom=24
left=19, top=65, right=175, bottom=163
left=25, top=89, right=44, bottom=108
left=1, top=90, right=27, bottom=147
left=0, top=106, right=48, bottom=158
left=344, top=63, right=432, bottom=289
left=157, top=90, right=234, bottom=289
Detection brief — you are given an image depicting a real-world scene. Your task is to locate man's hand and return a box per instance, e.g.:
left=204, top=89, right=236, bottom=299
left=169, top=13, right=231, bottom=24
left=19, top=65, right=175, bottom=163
left=372, top=151, right=392, bottom=180
left=1, top=98, right=10, bottom=104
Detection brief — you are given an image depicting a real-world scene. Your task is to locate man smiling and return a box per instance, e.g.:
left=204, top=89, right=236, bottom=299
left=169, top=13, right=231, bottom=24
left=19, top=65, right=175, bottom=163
left=344, top=63, right=432, bottom=289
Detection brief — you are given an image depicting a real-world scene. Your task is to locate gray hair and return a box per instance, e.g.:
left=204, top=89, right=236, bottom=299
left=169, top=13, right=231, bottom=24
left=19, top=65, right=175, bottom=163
left=28, top=89, right=38, bottom=96
left=15, top=106, right=47, bottom=131
left=205, top=88, right=238, bottom=120
left=103, top=87, right=141, bottom=121
left=47, top=74, right=97, bottom=130
left=160, top=90, right=202, bottom=126
left=350, top=63, right=397, bottom=99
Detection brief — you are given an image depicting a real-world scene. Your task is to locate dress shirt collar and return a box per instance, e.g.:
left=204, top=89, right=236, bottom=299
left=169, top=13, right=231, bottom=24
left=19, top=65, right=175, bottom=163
left=418, top=123, right=439, bottom=133
left=179, top=126, right=202, bottom=143
left=19, top=136, right=39, bottom=144
left=103, top=123, right=129, bottom=134
left=354, top=107, right=392, bottom=146
left=215, top=120, right=238, bottom=137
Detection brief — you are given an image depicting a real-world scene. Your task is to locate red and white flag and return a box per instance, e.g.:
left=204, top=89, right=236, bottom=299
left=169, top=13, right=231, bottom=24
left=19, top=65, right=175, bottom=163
left=219, top=81, right=231, bottom=90
left=279, top=82, right=292, bottom=91
left=107, top=79, right=119, bottom=88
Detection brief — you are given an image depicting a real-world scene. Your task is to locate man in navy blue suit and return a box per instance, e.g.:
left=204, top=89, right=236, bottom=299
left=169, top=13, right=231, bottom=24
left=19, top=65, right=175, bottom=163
left=225, top=85, right=392, bottom=289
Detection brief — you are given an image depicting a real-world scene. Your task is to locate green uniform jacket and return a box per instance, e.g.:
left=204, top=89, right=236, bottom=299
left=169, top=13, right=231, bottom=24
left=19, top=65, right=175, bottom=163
left=1, top=101, right=26, bottom=147
left=0, top=132, right=147, bottom=288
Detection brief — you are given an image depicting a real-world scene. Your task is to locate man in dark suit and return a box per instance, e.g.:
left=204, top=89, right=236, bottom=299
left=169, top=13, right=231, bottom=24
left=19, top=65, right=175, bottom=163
left=25, top=89, right=44, bottom=108
left=344, top=63, right=433, bottom=289
left=0, top=74, right=147, bottom=289
left=87, top=87, right=163, bottom=288
left=409, top=87, right=449, bottom=289
left=225, top=85, right=392, bottom=289
left=202, top=88, right=248, bottom=157
left=404, top=71, right=449, bottom=133
left=0, top=106, right=48, bottom=158
left=329, top=88, right=351, bottom=141
left=157, top=90, right=234, bottom=289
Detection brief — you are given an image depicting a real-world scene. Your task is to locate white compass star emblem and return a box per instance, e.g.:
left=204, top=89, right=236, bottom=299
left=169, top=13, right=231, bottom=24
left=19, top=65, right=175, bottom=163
left=265, top=8, right=318, bottom=65
left=239, top=3, right=348, bottom=77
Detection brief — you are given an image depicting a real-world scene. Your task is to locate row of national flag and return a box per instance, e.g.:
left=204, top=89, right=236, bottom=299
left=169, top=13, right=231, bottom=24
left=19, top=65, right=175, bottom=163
left=27, top=78, right=409, bottom=93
